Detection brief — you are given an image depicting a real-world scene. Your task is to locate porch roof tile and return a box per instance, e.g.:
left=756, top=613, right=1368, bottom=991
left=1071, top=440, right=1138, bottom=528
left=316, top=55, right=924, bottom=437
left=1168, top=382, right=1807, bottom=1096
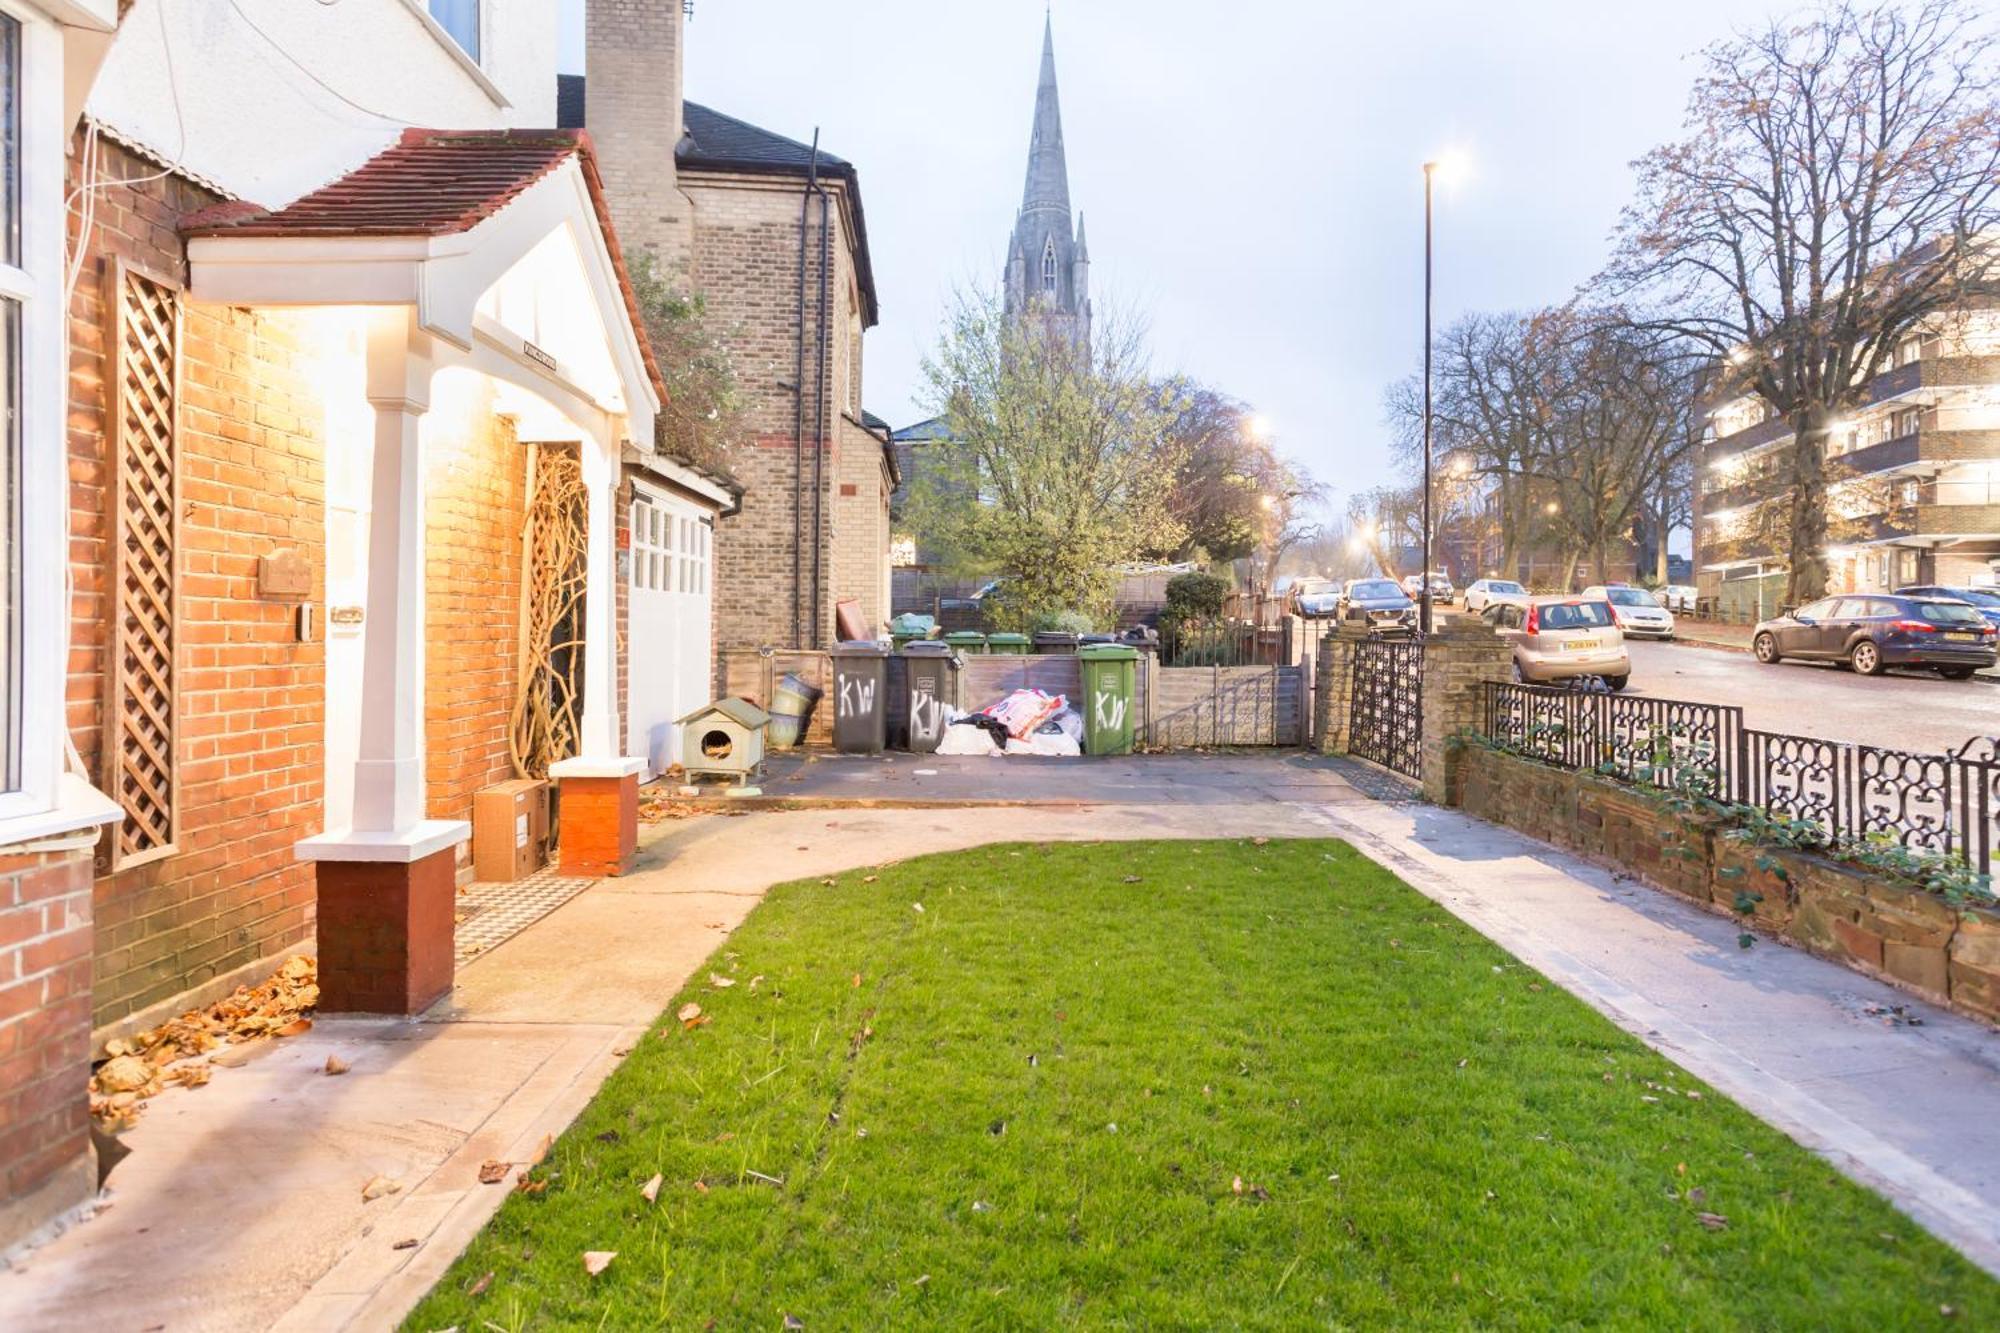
left=183, top=129, right=665, bottom=401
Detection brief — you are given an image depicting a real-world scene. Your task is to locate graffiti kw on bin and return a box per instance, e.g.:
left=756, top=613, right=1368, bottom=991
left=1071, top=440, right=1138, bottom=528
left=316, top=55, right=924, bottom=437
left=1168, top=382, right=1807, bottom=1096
left=1093, top=689, right=1127, bottom=735
left=910, top=687, right=947, bottom=745
left=839, top=677, right=877, bottom=720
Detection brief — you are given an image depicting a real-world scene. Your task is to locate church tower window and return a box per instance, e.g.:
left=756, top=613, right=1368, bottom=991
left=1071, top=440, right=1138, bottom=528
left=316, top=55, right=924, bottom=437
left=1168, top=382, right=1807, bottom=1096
left=1042, top=238, right=1057, bottom=292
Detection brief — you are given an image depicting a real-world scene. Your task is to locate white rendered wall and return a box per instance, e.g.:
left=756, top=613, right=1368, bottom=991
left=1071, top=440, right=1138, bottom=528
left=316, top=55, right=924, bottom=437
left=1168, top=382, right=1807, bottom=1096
left=87, top=0, right=558, bottom=207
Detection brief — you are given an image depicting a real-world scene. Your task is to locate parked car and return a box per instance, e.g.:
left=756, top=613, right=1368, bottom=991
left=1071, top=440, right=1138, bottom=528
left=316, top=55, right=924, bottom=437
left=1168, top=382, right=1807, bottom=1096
left=1582, top=584, right=1676, bottom=639
left=1660, top=584, right=1699, bottom=614
left=1895, top=584, right=2000, bottom=631
left=1752, top=593, right=1998, bottom=679
left=1400, top=571, right=1455, bottom=602
left=1340, top=578, right=1418, bottom=636
left=1462, top=578, right=1529, bottom=614
left=1289, top=577, right=1343, bottom=619
left=1485, top=595, right=1630, bottom=690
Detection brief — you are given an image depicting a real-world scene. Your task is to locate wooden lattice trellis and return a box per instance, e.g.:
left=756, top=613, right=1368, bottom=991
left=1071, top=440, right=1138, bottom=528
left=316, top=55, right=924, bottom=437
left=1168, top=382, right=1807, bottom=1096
left=511, top=441, right=588, bottom=780
left=103, top=260, right=181, bottom=869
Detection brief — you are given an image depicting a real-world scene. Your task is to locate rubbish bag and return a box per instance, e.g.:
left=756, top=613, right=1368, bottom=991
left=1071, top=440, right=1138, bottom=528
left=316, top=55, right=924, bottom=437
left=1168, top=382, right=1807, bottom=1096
left=938, top=721, right=1003, bottom=756
left=981, top=688, right=1066, bottom=739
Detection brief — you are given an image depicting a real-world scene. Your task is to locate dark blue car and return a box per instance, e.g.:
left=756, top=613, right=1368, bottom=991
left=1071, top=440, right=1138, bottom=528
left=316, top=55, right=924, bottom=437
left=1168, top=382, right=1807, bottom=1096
left=1753, top=592, right=1997, bottom=680
left=1896, top=584, right=2000, bottom=631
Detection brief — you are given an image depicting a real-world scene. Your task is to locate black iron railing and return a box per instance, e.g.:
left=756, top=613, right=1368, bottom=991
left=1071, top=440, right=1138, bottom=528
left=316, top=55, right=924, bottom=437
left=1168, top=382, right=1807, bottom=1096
left=1480, top=681, right=2000, bottom=875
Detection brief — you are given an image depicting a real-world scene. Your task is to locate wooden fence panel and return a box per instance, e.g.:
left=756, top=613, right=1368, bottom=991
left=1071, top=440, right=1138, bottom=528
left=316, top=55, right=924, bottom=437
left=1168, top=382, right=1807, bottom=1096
left=1141, top=666, right=1302, bottom=748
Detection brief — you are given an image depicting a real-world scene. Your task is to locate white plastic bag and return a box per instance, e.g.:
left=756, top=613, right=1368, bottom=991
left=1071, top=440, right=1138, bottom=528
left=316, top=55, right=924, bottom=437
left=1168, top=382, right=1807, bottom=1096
left=937, top=723, right=1003, bottom=756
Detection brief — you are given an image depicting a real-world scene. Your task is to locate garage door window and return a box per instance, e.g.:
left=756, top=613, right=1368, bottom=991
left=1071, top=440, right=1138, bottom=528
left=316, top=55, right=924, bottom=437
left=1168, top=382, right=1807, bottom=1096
left=677, top=514, right=709, bottom=595
left=631, top=497, right=673, bottom=593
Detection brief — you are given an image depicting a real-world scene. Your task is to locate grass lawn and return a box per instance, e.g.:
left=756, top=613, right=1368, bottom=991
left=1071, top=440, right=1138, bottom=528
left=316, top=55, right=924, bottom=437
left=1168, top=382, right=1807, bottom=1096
left=407, top=839, right=1995, bottom=1329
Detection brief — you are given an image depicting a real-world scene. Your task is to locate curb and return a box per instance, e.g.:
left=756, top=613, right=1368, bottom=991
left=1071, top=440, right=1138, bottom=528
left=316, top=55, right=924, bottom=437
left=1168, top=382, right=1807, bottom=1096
left=646, top=795, right=1100, bottom=816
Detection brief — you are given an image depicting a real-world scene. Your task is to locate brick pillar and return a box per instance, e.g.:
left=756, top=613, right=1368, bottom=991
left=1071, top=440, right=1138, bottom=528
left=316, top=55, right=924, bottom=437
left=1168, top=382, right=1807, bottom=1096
left=314, top=847, right=458, bottom=1014
left=1419, top=618, right=1515, bottom=805
left=555, top=771, right=640, bottom=877
left=0, top=849, right=97, bottom=1251
left=1314, top=625, right=1368, bottom=755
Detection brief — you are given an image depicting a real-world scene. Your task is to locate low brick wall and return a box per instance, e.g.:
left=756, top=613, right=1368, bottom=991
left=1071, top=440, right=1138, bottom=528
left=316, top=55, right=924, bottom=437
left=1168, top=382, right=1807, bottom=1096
left=1455, top=743, right=2000, bottom=1024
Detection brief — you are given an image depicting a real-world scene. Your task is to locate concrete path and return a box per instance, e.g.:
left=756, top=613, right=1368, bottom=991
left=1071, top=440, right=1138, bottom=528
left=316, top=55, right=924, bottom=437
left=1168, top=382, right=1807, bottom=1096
left=7, top=751, right=2000, bottom=1331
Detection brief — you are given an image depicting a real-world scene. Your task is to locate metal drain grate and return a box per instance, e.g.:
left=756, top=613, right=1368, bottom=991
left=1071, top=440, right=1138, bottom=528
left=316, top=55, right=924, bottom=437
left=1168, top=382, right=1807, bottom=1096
left=455, top=866, right=595, bottom=963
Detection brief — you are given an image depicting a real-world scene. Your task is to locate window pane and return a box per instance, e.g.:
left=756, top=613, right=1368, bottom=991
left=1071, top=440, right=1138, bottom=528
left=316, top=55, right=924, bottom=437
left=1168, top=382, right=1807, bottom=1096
left=428, top=0, right=480, bottom=62
left=0, top=14, right=17, bottom=268
left=0, top=297, right=17, bottom=788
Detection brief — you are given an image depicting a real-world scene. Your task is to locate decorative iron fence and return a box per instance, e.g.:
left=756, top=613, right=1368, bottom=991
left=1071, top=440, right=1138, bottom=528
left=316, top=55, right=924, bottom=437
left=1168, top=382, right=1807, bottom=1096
left=1350, top=638, right=1425, bottom=780
left=1480, top=681, right=2000, bottom=875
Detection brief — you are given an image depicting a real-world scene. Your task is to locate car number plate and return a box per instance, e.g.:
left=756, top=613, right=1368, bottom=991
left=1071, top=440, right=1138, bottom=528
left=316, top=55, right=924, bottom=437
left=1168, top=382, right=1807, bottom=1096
left=1565, top=640, right=1601, bottom=652
left=1946, top=631, right=1978, bottom=642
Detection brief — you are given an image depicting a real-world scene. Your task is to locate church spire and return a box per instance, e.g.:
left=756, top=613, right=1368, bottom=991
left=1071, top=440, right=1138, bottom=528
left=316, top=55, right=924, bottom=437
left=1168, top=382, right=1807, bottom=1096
left=1020, top=12, right=1070, bottom=219
left=1004, top=13, right=1089, bottom=345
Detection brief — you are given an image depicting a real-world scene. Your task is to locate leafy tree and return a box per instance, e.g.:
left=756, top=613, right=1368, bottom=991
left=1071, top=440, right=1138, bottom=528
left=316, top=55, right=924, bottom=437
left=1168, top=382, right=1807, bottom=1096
left=1163, top=571, right=1229, bottom=621
left=904, top=290, right=1183, bottom=630
left=627, top=251, right=746, bottom=472
left=1154, top=387, right=1324, bottom=575
left=1602, top=0, right=2000, bottom=602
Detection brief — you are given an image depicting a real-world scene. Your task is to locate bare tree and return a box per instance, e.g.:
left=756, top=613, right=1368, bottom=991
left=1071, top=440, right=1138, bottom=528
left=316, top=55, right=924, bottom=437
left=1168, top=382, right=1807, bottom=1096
left=1603, top=0, right=2000, bottom=602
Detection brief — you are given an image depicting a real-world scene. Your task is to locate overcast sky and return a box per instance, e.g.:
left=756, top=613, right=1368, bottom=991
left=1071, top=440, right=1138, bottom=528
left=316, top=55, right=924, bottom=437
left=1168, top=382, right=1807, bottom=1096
left=558, top=1, right=1798, bottom=519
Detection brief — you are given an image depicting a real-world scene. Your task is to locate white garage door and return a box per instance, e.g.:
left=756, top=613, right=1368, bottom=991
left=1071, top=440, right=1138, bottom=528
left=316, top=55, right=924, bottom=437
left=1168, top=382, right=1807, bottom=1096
left=627, top=487, right=713, bottom=778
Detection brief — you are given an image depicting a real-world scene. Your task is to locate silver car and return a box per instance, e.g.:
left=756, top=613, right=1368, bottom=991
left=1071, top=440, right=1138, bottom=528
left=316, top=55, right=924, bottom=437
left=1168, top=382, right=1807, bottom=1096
left=1463, top=578, right=1529, bottom=614
left=1486, top=595, right=1632, bottom=689
left=1582, top=584, right=1676, bottom=639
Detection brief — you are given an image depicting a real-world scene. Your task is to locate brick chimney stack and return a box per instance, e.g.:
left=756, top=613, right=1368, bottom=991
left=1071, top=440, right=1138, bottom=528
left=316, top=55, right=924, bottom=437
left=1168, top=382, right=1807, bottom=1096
left=585, top=0, right=691, bottom=272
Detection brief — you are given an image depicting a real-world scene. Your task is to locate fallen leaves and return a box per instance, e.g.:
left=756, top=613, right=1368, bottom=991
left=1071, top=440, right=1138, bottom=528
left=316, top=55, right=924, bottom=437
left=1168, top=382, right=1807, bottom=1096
left=582, top=1250, right=617, bottom=1277
left=324, top=1055, right=350, bottom=1077
left=708, top=973, right=736, bottom=989
left=90, top=955, right=320, bottom=1130
left=640, top=1173, right=663, bottom=1203
left=1231, top=1175, right=1271, bottom=1202
left=361, top=1174, right=402, bottom=1202
left=676, top=1002, right=711, bottom=1032
left=478, top=1160, right=510, bottom=1185
left=467, top=1271, right=494, bottom=1297
left=1695, top=1211, right=1729, bottom=1232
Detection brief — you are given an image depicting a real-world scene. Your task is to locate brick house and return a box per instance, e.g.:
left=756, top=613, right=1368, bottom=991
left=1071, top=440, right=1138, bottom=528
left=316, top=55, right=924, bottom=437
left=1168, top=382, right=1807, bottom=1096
left=4, top=0, right=712, bottom=1250
left=560, top=2, right=897, bottom=654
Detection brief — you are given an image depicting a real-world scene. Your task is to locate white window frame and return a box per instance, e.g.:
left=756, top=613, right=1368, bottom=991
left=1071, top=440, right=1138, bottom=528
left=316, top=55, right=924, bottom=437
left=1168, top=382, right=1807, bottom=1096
left=0, top=1, right=114, bottom=842
left=398, top=0, right=509, bottom=108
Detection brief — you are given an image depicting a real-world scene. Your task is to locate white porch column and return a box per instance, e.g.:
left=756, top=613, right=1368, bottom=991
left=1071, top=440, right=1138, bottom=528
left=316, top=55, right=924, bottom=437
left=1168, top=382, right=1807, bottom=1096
left=352, top=307, right=431, bottom=831
left=549, top=429, right=643, bottom=877
left=298, top=306, right=467, bottom=867
left=574, top=432, right=624, bottom=762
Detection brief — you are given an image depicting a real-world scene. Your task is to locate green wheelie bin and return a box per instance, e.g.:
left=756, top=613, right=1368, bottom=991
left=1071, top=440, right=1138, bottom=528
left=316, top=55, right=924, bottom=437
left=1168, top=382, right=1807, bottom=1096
left=1077, top=643, right=1139, bottom=756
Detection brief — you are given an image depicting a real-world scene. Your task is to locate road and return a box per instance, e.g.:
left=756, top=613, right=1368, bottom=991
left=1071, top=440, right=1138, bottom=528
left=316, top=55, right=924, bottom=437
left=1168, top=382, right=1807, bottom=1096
left=1625, top=639, right=1997, bottom=755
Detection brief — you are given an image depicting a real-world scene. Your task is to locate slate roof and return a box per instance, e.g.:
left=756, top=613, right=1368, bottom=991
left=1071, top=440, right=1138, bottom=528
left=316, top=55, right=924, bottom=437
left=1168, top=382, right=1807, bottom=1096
left=183, top=128, right=665, bottom=402
left=678, top=102, right=853, bottom=175
left=553, top=78, right=878, bottom=326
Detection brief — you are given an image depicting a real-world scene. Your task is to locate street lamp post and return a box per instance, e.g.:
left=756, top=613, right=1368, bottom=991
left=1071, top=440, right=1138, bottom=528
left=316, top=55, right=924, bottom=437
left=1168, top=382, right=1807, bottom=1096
left=1420, top=159, right=1437, bottom=636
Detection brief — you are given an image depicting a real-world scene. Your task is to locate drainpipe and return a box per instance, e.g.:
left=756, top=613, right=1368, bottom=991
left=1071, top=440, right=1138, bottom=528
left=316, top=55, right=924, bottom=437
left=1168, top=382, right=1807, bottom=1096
left=790, top=133, right=820, bottom=649
left=809, top=166, right=832, bottom=648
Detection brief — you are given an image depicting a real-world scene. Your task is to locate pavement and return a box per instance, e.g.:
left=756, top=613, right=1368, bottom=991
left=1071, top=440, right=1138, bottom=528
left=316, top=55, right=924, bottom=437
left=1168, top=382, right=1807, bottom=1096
left=7, top=752, right=2000, bottom=1330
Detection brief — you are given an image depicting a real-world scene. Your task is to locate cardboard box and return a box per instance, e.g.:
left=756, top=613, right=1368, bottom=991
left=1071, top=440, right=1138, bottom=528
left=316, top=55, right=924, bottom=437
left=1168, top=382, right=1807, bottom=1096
left=473, top=779, right=549, bottom=882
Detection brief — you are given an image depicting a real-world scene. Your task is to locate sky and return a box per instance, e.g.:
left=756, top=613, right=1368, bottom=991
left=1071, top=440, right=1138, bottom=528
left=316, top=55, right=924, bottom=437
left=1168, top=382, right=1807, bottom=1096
left=557, top=1, right=1801, bottom=522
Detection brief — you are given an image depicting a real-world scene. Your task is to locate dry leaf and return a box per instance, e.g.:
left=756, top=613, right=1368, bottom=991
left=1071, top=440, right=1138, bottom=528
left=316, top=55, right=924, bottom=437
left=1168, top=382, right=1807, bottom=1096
left=912, top=902, right=925, bottom=913
left=324, top=1055, right=350, bottom=1076
left=94, top=1055, right=153, bottom=1094
left=1120, top=875, right=1141, bottom=884
left=467, top=1271, right=494, bottom=1297
left=708, top=973, right=736, bottom=989
left=1695, top=1212, right=1729, bottom=1231
left=677, top=1002, right=704, bottom=1030
left=693, top=1179, right=709, bottom=1194
left=862, top=875, right=878, bottom=884
left=640, top=1173, right=662, bottom=1203
left=583, top=1250, right=617, bottom=1276
left=361, top=1174, right=402, bottom=1202
left=784, top=1317, right=805, bottom=1331
left=514, top=1175, right=548, bottom=1195
left=1252, top=837, right=1270, bottom=846
left=478, top=1159, right=510, bottom=1185
left=852, top=973, right=862, bottom=988
left=747, top=975, right=765, bottom=993
left=275, top=1017, right=314, bottom=1038
left=392, top=1237, right=419, bottom=1250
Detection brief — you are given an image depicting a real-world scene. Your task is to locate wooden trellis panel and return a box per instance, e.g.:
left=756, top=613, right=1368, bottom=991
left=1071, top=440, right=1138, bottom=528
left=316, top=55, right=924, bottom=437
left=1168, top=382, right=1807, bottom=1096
left=103, top=259, right=181, bottom=869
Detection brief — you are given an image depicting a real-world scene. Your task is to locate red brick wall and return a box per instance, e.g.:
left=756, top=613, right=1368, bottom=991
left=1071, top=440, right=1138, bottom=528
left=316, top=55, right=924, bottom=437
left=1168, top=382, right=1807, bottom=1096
left=0, top=850, right=96, bottom=1239
left=423, top=388, right=524, bottom=848
left=68, top=138, right=325, bottom=1027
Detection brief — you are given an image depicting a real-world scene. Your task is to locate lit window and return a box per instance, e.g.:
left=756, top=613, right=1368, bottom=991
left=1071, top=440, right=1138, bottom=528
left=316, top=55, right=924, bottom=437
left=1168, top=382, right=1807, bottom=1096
left=428, top=0, right=480, bottom=62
